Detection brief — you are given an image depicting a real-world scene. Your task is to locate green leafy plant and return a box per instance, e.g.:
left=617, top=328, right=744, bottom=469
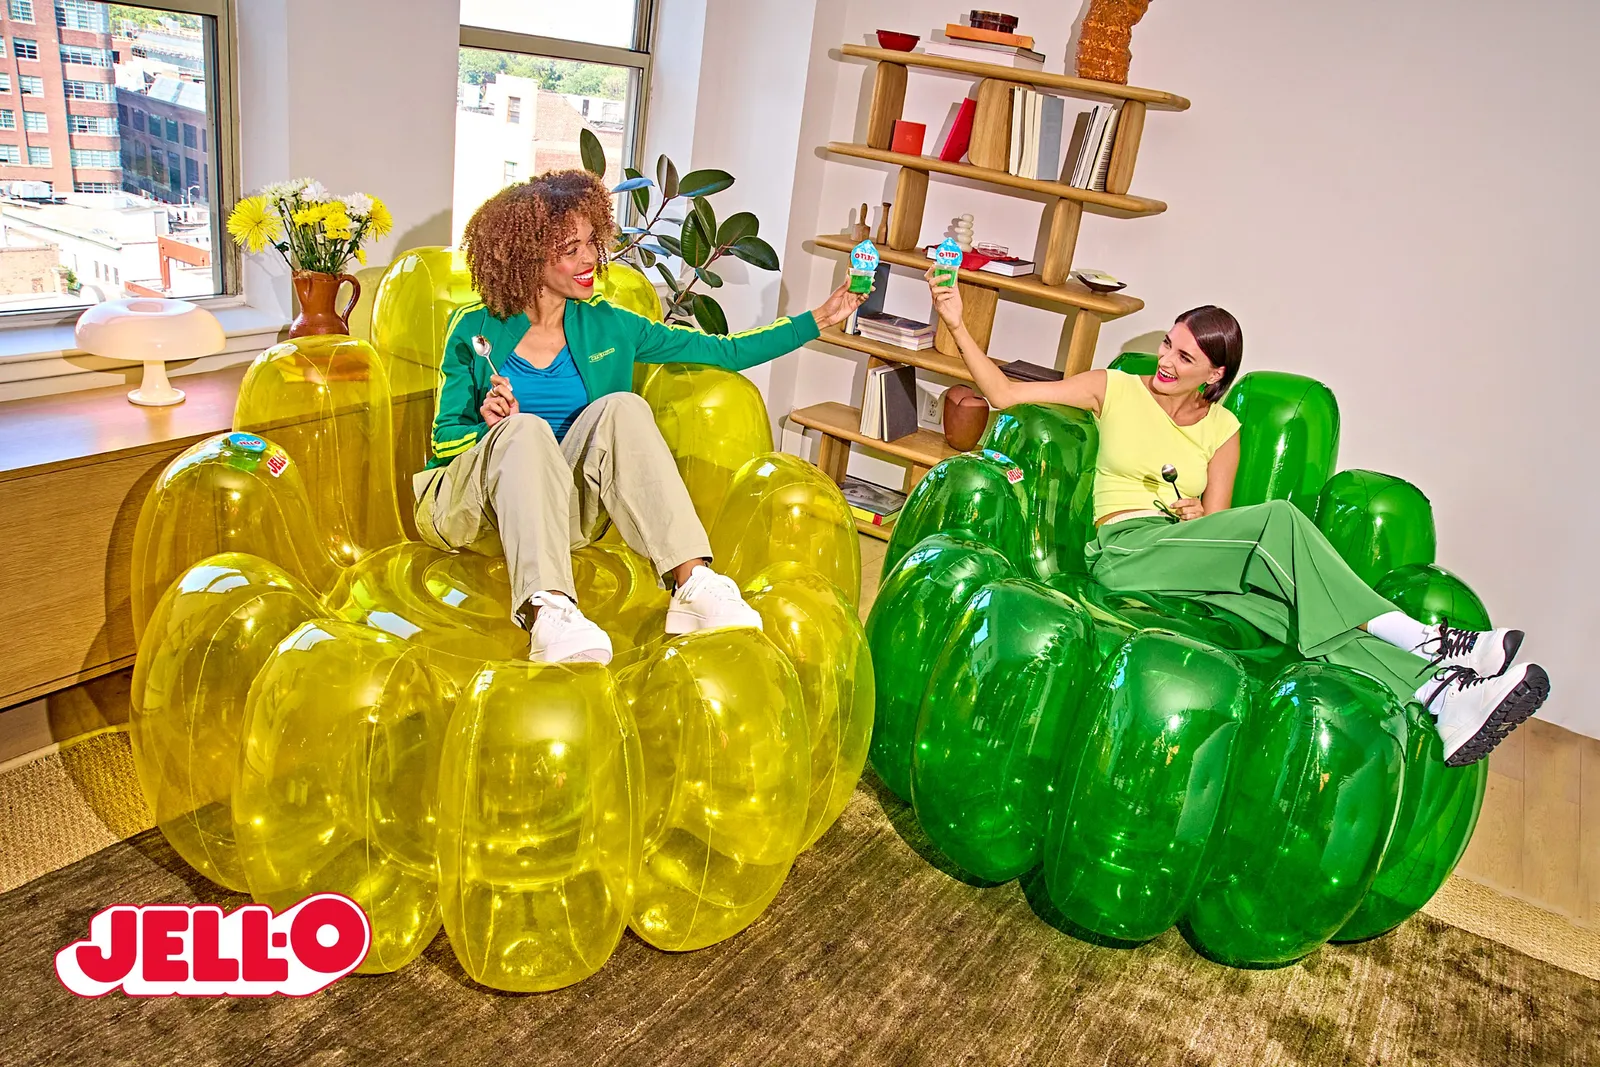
left=579, top=127, right=779, bottom=336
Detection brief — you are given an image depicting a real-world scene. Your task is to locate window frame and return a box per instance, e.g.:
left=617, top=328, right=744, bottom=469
left=0, top=0, right=240, bottom=331
left=7, top=0, right=31, bottom=23
left=458, top=1, right=656, bottom=222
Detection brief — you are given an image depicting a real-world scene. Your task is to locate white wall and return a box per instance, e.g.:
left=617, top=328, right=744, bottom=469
left=770, top=0, right=1598, bottom=736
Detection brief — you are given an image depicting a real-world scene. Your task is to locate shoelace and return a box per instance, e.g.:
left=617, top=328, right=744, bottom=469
left=694, top=571, right=744, bottom=602
left=1421, top=662, right=1491, bottom=710
left=1421, top=619, right=1477, bottom=669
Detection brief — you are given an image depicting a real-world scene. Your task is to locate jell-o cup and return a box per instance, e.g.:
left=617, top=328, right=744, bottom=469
left=849, top=239, right=880, bottom=293
left=932, top=237, right=962, bottom=287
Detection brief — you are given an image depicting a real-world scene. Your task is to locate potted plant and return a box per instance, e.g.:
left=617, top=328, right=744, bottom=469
left=226, top=179, right=393, bottom=337
left=578, top=129, right=779, bottom=336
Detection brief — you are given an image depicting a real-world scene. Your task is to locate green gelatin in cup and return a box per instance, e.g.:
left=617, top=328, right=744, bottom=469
left=848, top=270, right=874, bottom=294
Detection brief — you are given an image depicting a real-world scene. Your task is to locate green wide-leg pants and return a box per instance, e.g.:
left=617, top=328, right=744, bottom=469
left=1086, top=500, right=1435, bottom=707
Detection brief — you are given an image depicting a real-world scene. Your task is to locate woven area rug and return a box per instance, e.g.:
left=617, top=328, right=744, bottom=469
left=3, top=777, right=1595, bottom=1067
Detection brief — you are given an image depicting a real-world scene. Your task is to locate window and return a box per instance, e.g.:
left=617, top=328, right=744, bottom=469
left=0, top=1, right=234, bottom=324
left=71, top=148, right=117, bottom=167
left=455, top=2, right=651, bottom=243
left=0, top=110, right=12, bottom=130
left=0, top=74, right=10, bottom=92
left=68, top=113, right=116, bottom=135
left=59, top=45, right=112, bottom=68
left=56, top=0, right=108, bottom=32
left=21, top=109, right=42, bottom=131
left=7, top=0, right=31, bottom=22
left=12, top=38, right=37, bottom=60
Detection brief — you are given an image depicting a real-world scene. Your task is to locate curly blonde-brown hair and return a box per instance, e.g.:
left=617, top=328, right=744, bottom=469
left=462, top=169, right=615, bottom=320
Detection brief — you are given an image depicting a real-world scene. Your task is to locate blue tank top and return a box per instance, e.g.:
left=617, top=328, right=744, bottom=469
left=500, top=345, right=588, bottom=442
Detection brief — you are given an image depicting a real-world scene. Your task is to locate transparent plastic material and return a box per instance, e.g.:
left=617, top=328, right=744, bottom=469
left=235, top=335, right=407, bottom=566
left=595, top=260, right=665, bottom=322
left=1044, top=631, right=1251, bottom=944
left=883, top=449, right=1033, bottom=578
left=235, top=620, right=454, bottom=974
left=979, top=404, right=1099, bottom=580
left=1182, top=663, right=1407, bottom=968
left=1314, top=469, right=1437, bottom=586
left=709, top=452, right=861, bottom=607
left=912, top=578, right=1092, bottom=881
left=636, top=362, right=773, bottom=528
left=746, top=566, right=875, bottom=850
left=130, top=553, right=326, bottom=891
left=1222, top=371, right=1341, bottom=516
left=623, top=630, right=809, bottom=951
left=437, top=661, right=642, bottom=991
left=130, top=432, right=340, bottom=639
left=864, top=535, right=1017, bottom=801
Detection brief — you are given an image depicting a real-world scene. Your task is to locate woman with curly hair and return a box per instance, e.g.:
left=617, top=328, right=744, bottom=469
left=413, top=169, right=867, bottom=663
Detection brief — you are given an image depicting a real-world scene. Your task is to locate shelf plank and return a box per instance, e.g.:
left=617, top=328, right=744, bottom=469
left=827, top=142, right=1165, bottom=219
left=813, top=234, right=1142, bottom=318
left=856, top=516, right=893, bottom=541
left=818, top=325, right=972, bottom=381
left=789, top=401, right=958, bottom=468
left=840, top=44, right=1190, bottom=112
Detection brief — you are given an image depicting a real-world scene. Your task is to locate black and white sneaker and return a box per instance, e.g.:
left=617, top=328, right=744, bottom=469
left=1423, top=662, right=1550, bottom=767
left=1417, top=622, right=1524, bottom=679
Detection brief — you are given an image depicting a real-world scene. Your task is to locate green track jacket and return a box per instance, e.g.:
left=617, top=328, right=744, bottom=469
left=426, top=296, right=819, bottom=469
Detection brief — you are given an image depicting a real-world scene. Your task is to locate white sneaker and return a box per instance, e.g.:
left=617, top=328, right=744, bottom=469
left=1416, top=622, right=1524, bottom=678
left=1423, top=662, right=1550, bottom=766
left=665, top=565, right=764, bottom=635
left=526, top=591, right=613, bottom=664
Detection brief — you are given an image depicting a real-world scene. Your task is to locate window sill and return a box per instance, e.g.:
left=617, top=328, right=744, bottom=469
left=0, top=302, right=287, bottom=403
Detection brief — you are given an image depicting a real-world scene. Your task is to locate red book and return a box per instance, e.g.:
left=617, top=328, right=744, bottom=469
left=939, top=98, right=977, bottom=162
left=890, top=120, right=927, bottom=156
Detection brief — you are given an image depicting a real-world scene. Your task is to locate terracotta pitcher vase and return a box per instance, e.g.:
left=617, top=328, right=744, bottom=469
left=290, top=269, right=361, bottom=338
left=942, top=385, right=991, bottom=451
left=1075, top=0, right=1152, bottom=85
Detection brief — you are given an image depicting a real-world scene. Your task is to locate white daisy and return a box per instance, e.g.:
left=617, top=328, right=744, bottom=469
left=300, top=179, right=328, bottom=203
left=340, top=192, right=373, bottom=217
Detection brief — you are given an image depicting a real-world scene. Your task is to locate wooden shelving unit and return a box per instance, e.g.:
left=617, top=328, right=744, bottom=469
left=793, top=43, right=1187, bottom=506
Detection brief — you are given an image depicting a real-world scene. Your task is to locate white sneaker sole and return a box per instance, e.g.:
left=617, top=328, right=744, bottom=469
left=664, top=607, right=764, bottom=636
left=1441, top=664, right=1548, bottom=767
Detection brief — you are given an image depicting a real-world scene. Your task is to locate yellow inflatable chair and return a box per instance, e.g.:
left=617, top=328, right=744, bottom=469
left=128, top=251, right=872, bottom=991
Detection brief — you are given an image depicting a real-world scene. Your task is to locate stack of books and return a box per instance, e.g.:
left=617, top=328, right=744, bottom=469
left=859, top=364, right=919, bottom=442
left=841, top=475, right=907, bottom=530
left=1008, top=93, right=1120, bottom=191
left=922, top=23, right=1045, bottom=69
left=855, top=311, right=936, bottom=351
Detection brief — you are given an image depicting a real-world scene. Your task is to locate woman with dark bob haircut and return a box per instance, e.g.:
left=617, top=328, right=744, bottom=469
left=412, top=169, right=866, bottom=664
left=925, top=269, right=1548, bottom=767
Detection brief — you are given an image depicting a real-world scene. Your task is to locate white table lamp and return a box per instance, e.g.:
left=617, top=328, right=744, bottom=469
left=74, top=298, right=227, bottom=407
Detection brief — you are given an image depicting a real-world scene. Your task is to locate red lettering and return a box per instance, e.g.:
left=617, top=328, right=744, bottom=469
left=239, top=907, right=287, bottom=983
left=74, top=908, right=136, bottom=985
left=190, top=908, right=239, bottom=983
left=140, top=909, right=188, bottom=983
left=290, top=898, right=367, bottom=974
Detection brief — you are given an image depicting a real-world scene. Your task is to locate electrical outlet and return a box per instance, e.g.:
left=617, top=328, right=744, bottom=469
left=916, top=380, right=949, bottom=426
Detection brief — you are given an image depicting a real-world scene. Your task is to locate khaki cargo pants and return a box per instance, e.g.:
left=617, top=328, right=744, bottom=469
left=411, top=392, right=711, bottom=625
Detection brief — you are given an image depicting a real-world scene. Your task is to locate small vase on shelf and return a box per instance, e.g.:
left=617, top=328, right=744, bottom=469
left=290, top=270, right=361, bottom=338
left=942, top=385, right=991, bottom=451
left=1075, top=0, right=1152, bottom=85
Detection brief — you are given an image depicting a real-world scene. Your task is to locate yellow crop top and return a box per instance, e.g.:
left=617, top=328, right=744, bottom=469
left=1093, top=370, right=1242, bottom=523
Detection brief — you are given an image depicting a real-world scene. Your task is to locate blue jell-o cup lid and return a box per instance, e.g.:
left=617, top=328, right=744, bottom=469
left=850, top=239, right=879, bottom=272
left=934, top=237, right=963, bottom=266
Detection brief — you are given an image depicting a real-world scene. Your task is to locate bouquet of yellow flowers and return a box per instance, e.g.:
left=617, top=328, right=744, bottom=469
left=226, top=179, right=393, bottom=274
